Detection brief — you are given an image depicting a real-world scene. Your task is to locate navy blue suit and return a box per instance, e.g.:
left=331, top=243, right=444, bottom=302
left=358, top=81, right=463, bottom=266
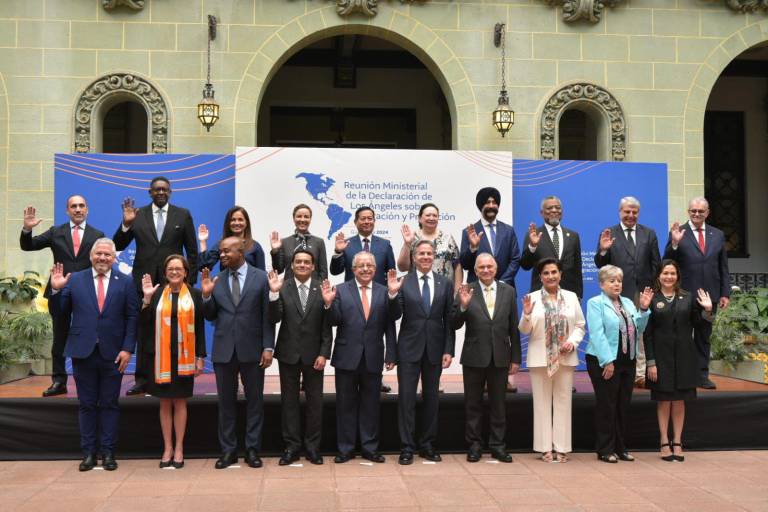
left=460, top=220, right=521, bottom=286
left=328, top=280, right=396, bottom=454
left=49, top=269, right=138, bottom=456
left=330, top=235, right=396, bottom=285
left=663, top=223, right=730, bottom=380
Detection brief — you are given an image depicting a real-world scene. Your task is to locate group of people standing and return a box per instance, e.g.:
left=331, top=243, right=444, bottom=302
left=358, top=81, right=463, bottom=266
left=21, top=176, right=729, bottom=471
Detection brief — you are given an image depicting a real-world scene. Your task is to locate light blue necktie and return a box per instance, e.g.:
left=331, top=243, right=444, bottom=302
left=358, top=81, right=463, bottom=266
left=156, top=209, right=165, bottom=241
left=489, top=224, right=497, bottom=254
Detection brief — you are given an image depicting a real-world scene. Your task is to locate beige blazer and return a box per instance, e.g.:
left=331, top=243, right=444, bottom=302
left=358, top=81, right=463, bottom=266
left=518, top=289, right=585, bottom=368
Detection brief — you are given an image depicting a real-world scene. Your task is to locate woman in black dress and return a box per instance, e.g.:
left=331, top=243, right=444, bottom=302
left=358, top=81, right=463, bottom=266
left=141, top=255, right=206, bottom=468
left=645, top=259, right=712, bottom=462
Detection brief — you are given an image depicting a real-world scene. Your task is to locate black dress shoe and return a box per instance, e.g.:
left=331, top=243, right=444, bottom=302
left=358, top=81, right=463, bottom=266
left=381, top=384, right=392, bottom=393
left=334, top=452, right=354, bottom=464
left=245, top=449, right=263, bottom=468
left=616, top=452, right=635, bottom=462
left=418, top=448, right=442, bottom=462
left=700, top=378, right=717, bottom=390
left=215, top=452, right=238, bottom=469
left=398, top=451, right=414, bottom=465
left=42, top=382, right=67, bottom=397
left=79, top=454, right=96, bottom=472
left=279, top=450, right=300, bottom=466
left=361, top=451, right=386, bottom=463
left=102, top=453, right=118, bottom=471
left=466, top=448, right=482, bottom=463
left=305, top=450, right=323, bottom=465
left=490, top=449, right=513, bottom=463
left=125, top=385, right=145, bottom=396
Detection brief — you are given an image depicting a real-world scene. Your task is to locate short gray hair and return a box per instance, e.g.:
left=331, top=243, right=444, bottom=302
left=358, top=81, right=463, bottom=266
left=688, top=196, right=709, bottom=209
left=619, top=196, right=640, bottom=209
left=352, top=251, right=375, bottom=268
left=540, top=195, right=562, bottom=210
left=597, top=264, right=623, bottom=284
left=90, top=237, right=116, bottom=256
left=474, top=252, right=496, bottom=270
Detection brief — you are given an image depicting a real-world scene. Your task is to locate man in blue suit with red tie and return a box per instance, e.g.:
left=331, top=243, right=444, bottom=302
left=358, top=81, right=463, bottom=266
left=663, top=197, right=730, bottom=389
left=330, top=206, right=396, bottom=286
left=49, top=238, right=138, bottom=471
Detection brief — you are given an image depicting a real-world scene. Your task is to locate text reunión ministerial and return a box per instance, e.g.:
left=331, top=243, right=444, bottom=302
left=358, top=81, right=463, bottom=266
left=344, top=181, right=428, bottom=191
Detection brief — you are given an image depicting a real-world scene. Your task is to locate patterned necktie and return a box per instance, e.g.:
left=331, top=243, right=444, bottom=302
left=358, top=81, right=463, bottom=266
left=421, top=274, right=430, bottom=313
left=488, top=223, right=497, bottom=255
left=697, top=228, right=705, bottom=253
left=299, top=283, right=308, bottom=312
left=97, top=274, right=105, bottom=312
left=360, top=285, right=370, bottom=320
left=72, top=225, right=81, bottom=256
left=156, top=209, right=165, bottom=241
left=626, top=228, right=636, bottom=253
left=484, top=285, right=494, bottom=317
left=362, top=238, right=370, bottom=252
left=551, top=227, right=560, bottom=258
left=231, top=270, right=241, bottom=306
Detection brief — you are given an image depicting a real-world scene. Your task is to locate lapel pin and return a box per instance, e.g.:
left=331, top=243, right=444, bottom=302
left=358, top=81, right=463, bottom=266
left=656, top=302, right=665, bottom=309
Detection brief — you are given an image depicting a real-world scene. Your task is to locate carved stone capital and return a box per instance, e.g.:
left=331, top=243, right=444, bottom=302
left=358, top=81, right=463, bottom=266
left=547, top=0, right=623, bottom=23
left=335, top=0, right=426, bottom=17
left=725, top=0, right=768, bottom=13
left=540, top=83, right=626, bottom=161
left=74, top=74, right=168, bottom=154
left=102, top=0, right=145, bottom=11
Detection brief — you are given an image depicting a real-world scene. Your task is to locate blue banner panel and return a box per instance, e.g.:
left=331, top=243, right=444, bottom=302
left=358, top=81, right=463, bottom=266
left=54, top=153, right=236, bottom=372
left=512, top=159, right=668, bottom=369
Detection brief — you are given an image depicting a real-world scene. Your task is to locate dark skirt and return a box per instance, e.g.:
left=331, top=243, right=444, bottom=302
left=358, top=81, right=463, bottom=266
left=650, top=388, right=696, bottom=401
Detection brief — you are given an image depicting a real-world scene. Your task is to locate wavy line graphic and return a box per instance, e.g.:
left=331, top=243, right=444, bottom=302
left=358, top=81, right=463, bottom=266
left=512, top=161, right=605, bottom=187
left=58, top=154, right=231, bottom=174
left=55, top=160, right=234, bottom=183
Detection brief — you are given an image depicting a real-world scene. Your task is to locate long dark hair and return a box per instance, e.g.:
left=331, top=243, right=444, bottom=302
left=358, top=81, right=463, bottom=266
left=223, top=205, right=254, bottom=251
left=654, top=259, right=682, bottom=293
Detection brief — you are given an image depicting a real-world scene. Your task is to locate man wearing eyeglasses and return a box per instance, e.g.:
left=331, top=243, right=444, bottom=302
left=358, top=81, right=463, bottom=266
left=663, top=197, right=730, bottom=390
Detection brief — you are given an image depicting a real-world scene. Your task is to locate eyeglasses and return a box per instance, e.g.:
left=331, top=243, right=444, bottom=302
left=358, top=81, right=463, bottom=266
left=354, top=263, right=376, bottom=269
left=688, top=209, right=707, bottom=214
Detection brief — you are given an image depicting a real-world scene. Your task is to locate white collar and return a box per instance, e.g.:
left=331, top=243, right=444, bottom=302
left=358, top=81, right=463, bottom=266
left=416, top=270, right=432, bottom=280
left=355, top=278, right=372, bottom=289
left=620, top=222, right=635, bottom=232
left=152, top=204, right=168, bottom=214
left=294, top=276, right=311, bottom=289
left=231, top=261, right=248, bottom=277
left=479, top=280, right=496, bottom=291
left=69, top=221, right=86, bottom=230
left=688, top=220, right=706, bottom=231
left=92, top=268, right=111, bottom=279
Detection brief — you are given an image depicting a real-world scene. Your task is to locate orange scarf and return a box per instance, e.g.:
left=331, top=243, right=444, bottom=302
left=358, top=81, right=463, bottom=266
left=154, top=284, right=196, bottom=384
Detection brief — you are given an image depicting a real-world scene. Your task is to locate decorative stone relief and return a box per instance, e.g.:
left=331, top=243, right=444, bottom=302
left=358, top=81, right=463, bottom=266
left=546, top=0, right=624, bottom=23
left=102, top=0, right=145, bottom=11
left=74, top=74, right=168, bottom=154
left=725, top=0, right=768, bottom=13
left=335, top=0, right=425, bottom=17
left=540, top=83, right=626, bottom=161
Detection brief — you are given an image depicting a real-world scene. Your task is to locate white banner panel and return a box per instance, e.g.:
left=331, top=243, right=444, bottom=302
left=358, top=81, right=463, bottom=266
left=236, top=147, right=513, bottom=375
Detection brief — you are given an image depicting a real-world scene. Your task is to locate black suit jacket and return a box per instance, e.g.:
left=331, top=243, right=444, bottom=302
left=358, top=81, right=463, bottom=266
left=520, top=224, right=583, bottom=298
left=452, top=281, right=521, bottom=368
left=594, top=224, right=661, bottom=301
left=269, top=277, right=332, bottom=365
left=663, top=223, right=730, bottom=303
left=113, top=204, right=198, bottom=290
left=20, top=222, right=105, bottom=297
left=388, top=271, right=455, bottom=365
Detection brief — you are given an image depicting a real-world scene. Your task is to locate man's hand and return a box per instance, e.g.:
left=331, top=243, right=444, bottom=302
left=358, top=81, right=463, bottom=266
left=719, top=296, right=730, bottom=310
left=599, top=228, right=615, bottom=251
left=467, top=224, right=483, bottom=250
left=121, top=197, right=137, bottom=227
left=313, top=356, right=327, bottom=371
left=115, top=351, right=131, bottom=373
left=458, top=284, right=474, bottom=309
left=260, top=350, right=273, bottom=368
left=270, top=231, right=282, bottom=251
left=334, top=232, right=349, bottom=253
left=508, top=363, right=520, bottom=375
left=49, top=263, right=71, bottom=291
left=385, top=362, right=395, bottom=371
left=670, top=222, right=685, bottom=246
left=387, top=269, right=402, bottom=296
left=200, top=267, right=218, bottom=298
left=442, top=354, right=453, bottom=369
left=321, top=279, right=336, bottom=306
left=267, top=270, right=283, bottom=293
left=528, top=222, right=542, bottom=248
left=23, top=205, right=43, bottom=231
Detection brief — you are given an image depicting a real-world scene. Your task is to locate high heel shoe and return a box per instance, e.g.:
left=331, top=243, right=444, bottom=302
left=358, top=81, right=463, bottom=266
left=159, top=459, right=173, bottom=468
left=660, top=442, right=675, bottom=462
left=671, top=442, right=684, bottom=462
left=172, top=460, right=184, bottom=469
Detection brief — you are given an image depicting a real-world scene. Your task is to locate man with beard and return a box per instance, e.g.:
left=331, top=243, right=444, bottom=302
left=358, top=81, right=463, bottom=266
left=520, top=196, right=583, bottom=299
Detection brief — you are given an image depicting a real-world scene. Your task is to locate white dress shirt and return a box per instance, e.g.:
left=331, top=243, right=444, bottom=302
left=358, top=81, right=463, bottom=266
left=481, top=222, right=497, bottom=255
left=92, top=268, right=111, bottom=296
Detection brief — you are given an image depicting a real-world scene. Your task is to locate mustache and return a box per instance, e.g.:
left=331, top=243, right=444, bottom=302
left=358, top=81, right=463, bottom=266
left=483, top=207, right=498, bottom=215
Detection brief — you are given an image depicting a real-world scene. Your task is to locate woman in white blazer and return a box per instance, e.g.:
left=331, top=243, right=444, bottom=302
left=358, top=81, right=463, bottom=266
left=519, top=257, right=585, bottom=463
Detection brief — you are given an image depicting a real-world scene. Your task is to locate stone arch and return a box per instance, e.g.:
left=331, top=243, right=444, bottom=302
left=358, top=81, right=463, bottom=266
left=234, top=9, right=477, bottom=149
left=73, top=73, right=170, bottom=153
left=539, top=82, right=626, bottom=161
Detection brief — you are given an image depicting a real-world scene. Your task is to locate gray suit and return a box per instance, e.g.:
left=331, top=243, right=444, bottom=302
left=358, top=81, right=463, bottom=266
left=203, top=264, right=275, bottom=454
left=594, top=224, right=661, bottom=302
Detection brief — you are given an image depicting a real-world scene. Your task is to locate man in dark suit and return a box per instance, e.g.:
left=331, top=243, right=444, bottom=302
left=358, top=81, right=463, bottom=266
left=595, top=196, right=661, bottom=385
left=520, top=196, right=583, bottom=299
left=268, top=249, right=332, bottom=466
left=460, top=187, right=521, bottom=286
left=452, top=253, right=521, bottom=463
left=113, top=176, right=197, bottom=395
left=330, top=206, right=396, bottom=285
left=20, top=197, right=105, bottom=397
left=663, top=197, right=730, bottom=389
left=48, top=238, right=138, bottom=471
left=387, top=240, right=455, bottom=465
left=322, top=251, right=397, bottom=463
left=201, top=237, right=274, bottom=469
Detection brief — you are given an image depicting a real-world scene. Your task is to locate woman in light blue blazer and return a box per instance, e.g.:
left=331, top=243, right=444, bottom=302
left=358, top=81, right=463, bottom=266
left=586, top=265, right=653, bottom=463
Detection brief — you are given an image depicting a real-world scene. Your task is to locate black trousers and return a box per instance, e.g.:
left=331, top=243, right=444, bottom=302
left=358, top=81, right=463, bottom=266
left=693, top=320, right=713, bottom=382
left=278, top=359, right=324, bottom=452
left=462, top=364, right=508, bottom=451
left=397, top=352, right=442, bottom=453
left=132, top=317, right=148, bottom=388
left=586, top=354, right=635, bottom=456
left=214, top=353, right=265, bottom=454
left=50, top=312, right=69, bottom=384
left=334, top=357, right=382, bottom=455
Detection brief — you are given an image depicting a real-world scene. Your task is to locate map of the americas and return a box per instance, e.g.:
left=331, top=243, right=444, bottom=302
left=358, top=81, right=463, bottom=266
left=296, top=172, right=352, bottom=239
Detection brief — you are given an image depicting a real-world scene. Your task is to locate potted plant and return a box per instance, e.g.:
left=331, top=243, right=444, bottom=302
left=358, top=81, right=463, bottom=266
left=0, top=272, right=52, bottom=384
left=709, top=288, right=768, bottom=384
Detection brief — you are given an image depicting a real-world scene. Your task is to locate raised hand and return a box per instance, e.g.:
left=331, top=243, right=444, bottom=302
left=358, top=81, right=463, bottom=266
left=458, top=283, right=474, bottom=309
left=467, top=224, right=484, bottom=249
left=670, top=222, right=685, bottom=245
left=522, top=294, right=534, bottom=316
left=23, top=206, right=43, bottom=231
left=267, top=270, right=284, bottom=293
left=334, top=232, right=349, bottom=253
left=639, top=286, right=654, bottom=310
left=696, top=288, right=713, bottom=312
left=141, top=273, right=159, bottom=303
left=401, top=224, right=415, bottom=245
left=321, top=279, right=337, bottom=306
left=200, top=267, right=218, bottom=298
left=528, top=222, right=542, bottom=248
left=49, top=262, right=71, bottom=290
left=387, top=269, right=403, bottom=296
left=270, top=231, right=282, bottom=251
left=121, top=197, right=137, bottom=227
left=599, top=228, right=615, bottom=251
left=197, top=224, right=209, bottom=242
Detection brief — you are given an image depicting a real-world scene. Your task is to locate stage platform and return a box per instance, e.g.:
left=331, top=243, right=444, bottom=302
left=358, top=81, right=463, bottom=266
left=1, top=372, right=766, bottom=460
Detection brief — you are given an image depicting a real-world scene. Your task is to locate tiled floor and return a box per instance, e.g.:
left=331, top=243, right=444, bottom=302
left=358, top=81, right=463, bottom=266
left=1, top=450, right=766, bottom=511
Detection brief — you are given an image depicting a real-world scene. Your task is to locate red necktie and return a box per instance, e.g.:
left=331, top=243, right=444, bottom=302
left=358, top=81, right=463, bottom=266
left=697, top=228, right=705, bottom=253
left=97, top=274, right=105, bottom=312
left=360, top=285, right=370, bottom=320
left=72, top=225, right=81, bottom=256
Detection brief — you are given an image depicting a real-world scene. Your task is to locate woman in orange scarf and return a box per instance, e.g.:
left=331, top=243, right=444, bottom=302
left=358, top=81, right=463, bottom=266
left=141, top=255, right=206, bottom=468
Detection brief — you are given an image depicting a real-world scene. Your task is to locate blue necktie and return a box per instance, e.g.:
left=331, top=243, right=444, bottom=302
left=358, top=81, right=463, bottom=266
left=421, top=274, right=430, bottom=313
left=489, top=224, right=497, bottom=254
